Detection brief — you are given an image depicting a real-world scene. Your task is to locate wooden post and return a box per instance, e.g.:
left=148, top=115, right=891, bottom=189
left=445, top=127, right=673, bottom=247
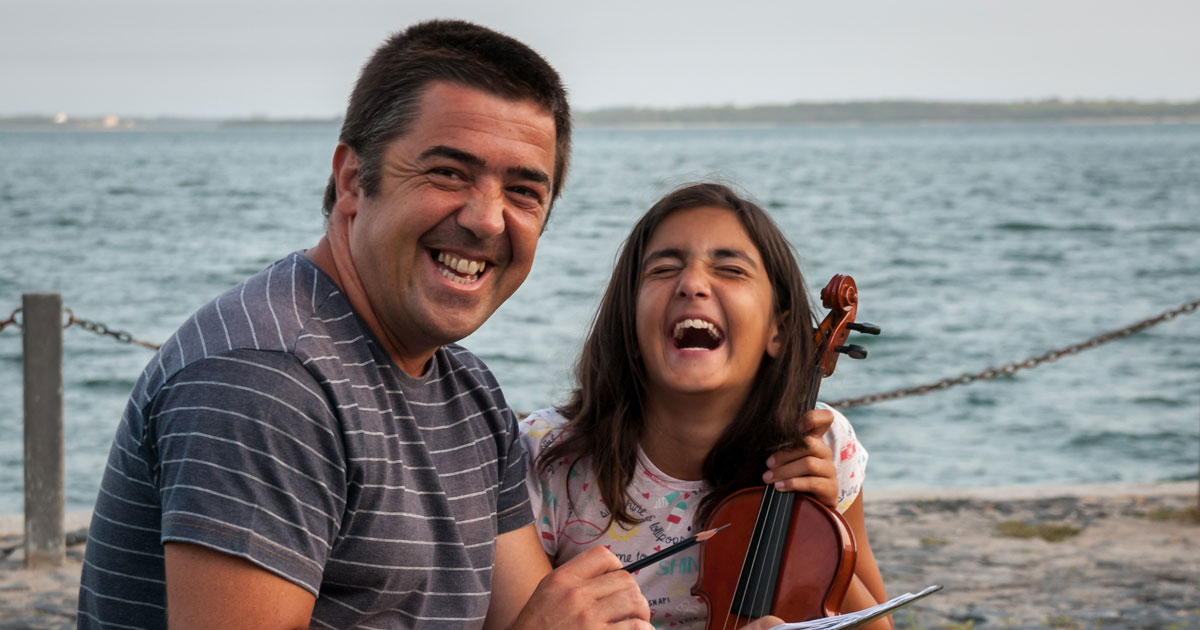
left=23, top=292, right=65, bottom=568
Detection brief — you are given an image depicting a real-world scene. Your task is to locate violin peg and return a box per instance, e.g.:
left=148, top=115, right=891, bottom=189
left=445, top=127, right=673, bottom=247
left=847, top=322, right=881, bottom=335
left=835, top=344, right=868, bottom=359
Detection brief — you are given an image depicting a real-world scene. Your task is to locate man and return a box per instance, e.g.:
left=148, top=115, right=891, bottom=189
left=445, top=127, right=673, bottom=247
left=78, top=20, right=650, bottom=629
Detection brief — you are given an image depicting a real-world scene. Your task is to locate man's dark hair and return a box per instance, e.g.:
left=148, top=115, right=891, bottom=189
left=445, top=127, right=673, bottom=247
left=322, top=20, right=571, bottom=220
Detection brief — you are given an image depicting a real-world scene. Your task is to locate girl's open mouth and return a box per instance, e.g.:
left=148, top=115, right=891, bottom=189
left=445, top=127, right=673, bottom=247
left=672, top=318, right=724, bottom=350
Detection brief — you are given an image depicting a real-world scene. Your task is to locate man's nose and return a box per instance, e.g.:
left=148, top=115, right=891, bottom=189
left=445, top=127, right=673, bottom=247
left=458, top=184, right=506, bottom=239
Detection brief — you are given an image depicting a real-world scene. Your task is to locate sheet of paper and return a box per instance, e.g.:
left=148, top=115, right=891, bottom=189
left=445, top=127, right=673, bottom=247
left=767, top=584, right=943, bottom=630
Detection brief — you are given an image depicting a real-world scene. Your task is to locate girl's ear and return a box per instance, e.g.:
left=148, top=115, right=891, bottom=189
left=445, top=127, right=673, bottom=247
left=766, top=311, right=787, bottom=358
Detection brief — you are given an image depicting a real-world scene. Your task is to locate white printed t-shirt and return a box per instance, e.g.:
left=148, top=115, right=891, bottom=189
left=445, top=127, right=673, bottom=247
left=519, top=404, right=868, bottom=629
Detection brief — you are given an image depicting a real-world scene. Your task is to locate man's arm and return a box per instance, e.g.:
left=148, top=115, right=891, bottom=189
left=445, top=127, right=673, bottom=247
left=164, top=543, right=315, bottom=630
left=482, top=524, right=553, bottom=629
left=484, top=524, right=653, bottom=630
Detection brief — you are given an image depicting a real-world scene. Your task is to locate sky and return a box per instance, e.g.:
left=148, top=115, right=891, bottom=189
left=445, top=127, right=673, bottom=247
left=2, top=0, right=1198, bottom=119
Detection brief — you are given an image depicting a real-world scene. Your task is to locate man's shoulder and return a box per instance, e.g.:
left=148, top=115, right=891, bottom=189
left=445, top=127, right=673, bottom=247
left=434, top=343, right=505, bottom=388
left=134, top=253, right=358, bottom=403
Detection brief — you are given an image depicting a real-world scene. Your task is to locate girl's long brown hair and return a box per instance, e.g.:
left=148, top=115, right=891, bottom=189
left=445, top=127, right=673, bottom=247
left=538, top=182, right=816, bottom=529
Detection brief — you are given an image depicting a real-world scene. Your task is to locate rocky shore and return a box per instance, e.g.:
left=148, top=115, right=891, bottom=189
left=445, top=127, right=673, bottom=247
left=867, top=481, right=1199, bottom=630
left=0, top=482, right=1195, bottom=629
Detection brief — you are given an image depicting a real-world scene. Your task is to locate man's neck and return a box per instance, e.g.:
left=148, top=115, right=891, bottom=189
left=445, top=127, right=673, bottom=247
left=306, top=236, right=435, bottom=377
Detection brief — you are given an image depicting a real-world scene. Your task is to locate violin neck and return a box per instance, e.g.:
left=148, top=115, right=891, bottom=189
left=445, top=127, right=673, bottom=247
left=726, top=351, right=826, bottom=616
left=803, top=354, right=824, bottom=415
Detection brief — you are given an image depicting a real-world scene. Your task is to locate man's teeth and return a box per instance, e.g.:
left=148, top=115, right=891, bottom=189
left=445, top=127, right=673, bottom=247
left=673, top=319, right=722, bottom=341
left=437, top=252, right=486, bottom=277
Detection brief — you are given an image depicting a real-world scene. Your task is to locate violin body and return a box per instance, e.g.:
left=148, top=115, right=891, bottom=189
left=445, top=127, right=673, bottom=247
left=694, top=489, right=857, bottom=627
left=691, top=274, right=877, bottom=628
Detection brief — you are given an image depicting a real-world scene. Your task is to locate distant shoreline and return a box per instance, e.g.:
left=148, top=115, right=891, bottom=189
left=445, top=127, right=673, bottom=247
left=4, top=99, right=1199, bottom=131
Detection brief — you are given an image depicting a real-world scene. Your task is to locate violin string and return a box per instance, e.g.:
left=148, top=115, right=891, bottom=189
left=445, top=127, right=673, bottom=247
left=725, top=491, right=765, bottom=629
left=762, top=486, right=789, bottom=613
left=727, top=484, right=775, bottom=629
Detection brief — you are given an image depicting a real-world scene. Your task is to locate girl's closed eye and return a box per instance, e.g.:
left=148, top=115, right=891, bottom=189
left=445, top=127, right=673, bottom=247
left=645, top=263, right=681, bottom=277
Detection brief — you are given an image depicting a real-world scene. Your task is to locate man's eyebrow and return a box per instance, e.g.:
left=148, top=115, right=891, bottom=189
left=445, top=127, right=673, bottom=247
left=418, top=145, right=549, bottom=186
left=507, top=166, right=550, bottom=186
left=418, top=145, right=485, bottom=167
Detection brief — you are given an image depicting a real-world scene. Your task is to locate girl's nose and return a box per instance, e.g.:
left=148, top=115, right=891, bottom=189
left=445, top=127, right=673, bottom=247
left=676, top=265, right=710, bottom=299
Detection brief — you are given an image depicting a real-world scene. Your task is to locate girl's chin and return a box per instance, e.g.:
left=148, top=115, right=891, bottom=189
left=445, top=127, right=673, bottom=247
left=654, top=373, right=734, bottom=396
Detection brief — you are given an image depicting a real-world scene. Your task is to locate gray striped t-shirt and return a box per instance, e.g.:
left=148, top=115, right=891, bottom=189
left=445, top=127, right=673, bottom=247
left=78, top=251, right=533, bottom=629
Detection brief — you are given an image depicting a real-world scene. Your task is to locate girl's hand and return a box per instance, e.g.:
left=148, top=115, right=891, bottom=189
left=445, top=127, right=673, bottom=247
left=742, top=616, right=785, bottom=630
left=762, top=408, right=838, bottom=508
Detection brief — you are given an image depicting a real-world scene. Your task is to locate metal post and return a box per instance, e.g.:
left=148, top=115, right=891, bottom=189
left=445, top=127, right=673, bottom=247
left=23, top=292, right=64, bottom=568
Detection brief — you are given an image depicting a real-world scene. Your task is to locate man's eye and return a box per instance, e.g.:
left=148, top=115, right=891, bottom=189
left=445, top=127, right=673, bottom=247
left=509, top=186, right=544, bottom=203
left=429, top=167, right=463, bottom=180
left=718, top=266, right=747, bottom=276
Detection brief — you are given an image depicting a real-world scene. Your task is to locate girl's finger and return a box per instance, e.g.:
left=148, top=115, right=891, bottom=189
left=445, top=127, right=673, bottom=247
left=798, top=408, right=834, bottom=438
left=764, top=455, right=835, bottom=483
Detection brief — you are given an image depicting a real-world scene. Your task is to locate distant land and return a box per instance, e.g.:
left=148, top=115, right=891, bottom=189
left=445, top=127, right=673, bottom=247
left=2, top=99, right=1199, bottom=130
left=576, top=99, right=1200, bottom=127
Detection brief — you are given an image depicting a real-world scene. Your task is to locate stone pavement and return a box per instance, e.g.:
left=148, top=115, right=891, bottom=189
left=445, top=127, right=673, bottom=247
left=0, top=482, right=1195, bottom=629
left=869, top=482, right=1200, bottom=630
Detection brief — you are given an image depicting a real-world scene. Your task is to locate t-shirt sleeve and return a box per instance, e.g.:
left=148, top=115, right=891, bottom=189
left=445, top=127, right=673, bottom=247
left=818, top=402, right=869, bottom=513
left=496, top=407, right=535, bottom=535
left=517, top=409, right=568, bottom=558
left=145, top=349, right=346, bottom=595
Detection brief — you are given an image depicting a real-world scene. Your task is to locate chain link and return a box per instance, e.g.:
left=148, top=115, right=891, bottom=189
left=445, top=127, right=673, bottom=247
left=0, top=308, right=19, bottom=334
left=827, top=299, right=1200, bottom=409
left=62, top=309, right=162, bottom=350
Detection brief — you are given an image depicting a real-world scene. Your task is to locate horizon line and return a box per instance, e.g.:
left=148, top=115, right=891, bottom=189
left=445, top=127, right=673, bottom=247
left=3, top=96, right=1199, bottom=122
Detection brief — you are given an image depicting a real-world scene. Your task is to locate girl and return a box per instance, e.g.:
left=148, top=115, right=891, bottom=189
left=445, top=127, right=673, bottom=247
left=521, top=183, right=890, bottom=629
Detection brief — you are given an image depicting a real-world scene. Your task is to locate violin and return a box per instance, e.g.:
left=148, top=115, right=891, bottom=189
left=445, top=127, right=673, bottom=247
left=693, top=274, right=880, bottom=628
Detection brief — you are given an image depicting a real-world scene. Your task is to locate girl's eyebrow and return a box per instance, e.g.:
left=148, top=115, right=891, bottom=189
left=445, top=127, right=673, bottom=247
left=711, top=248, right=759, bottom=266
left=642, top=247, right=759, bottom=267
left=643, top=248, right=685, bottom=265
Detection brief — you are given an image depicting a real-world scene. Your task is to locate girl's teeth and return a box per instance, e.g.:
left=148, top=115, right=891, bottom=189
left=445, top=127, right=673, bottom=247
left=673, top=319, right=721, bottom=340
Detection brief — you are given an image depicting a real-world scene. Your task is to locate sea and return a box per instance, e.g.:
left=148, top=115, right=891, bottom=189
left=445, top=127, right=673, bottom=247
left=1, top=122, right=1198, bottom=514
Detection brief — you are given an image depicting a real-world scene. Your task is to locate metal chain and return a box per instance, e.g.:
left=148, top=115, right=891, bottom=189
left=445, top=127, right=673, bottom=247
left=0, top=308, right=19, bottom=334
left=4, top=300, right=1198, bottom=407
left=62, top=309, right=162, bottom=350
left=1, top=306, right=161, bottom=349
left=827, top=298, right=1200, bottom=409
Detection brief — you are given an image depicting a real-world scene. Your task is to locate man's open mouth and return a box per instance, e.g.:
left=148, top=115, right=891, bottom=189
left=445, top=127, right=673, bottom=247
left=434, top=250, right=487, bottom=285
left=672, top=318, right=724, bottom=350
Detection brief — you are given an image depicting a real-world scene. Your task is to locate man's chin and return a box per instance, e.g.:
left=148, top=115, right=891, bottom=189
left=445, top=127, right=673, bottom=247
left=423, top=311, right=494, bottom=347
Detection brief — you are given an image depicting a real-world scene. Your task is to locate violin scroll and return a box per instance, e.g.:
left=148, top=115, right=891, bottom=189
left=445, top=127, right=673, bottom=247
left=815, top=275, right=880, bottom=376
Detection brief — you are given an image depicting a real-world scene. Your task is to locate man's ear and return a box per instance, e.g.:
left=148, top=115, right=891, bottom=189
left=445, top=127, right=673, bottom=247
left=331, top=143, right=361, bottom=218
left=766, top=311, right=786, bottom=359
